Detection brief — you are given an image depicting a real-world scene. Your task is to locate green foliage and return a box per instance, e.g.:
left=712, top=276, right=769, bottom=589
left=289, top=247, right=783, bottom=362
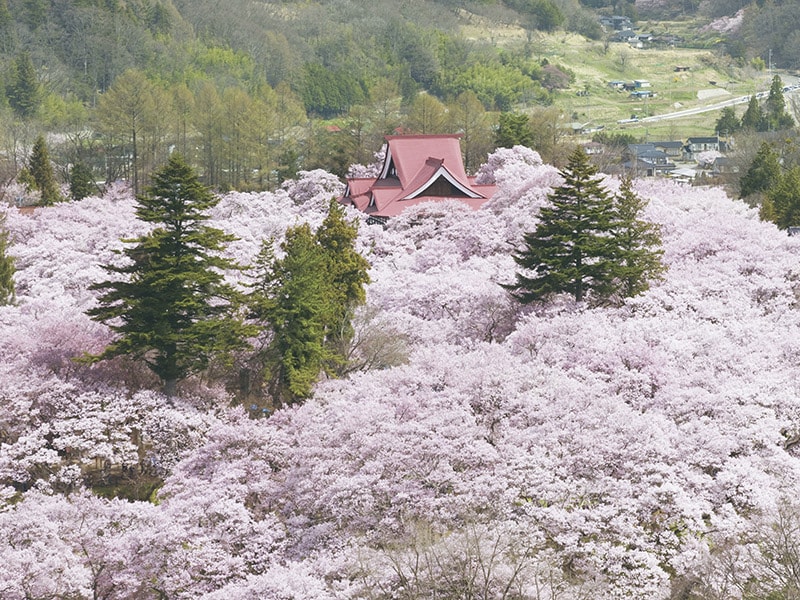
left=301, top=63, right=367, bottom=118
left=28, top=135, right=62, bottom=206
left=0, top=213, right=15, bottom=306
left=262, top=223, right=332, bottom=403
left=765, top=166, right=800, bottom=230
left=437, top=62, right=537, bottom=111
left=252, top=200, right=370, bottom=405
left=741, top=96, right=767, bottom=132
left=740, top=142, right=781, bottom=199
left=86, top=154, right=251, bottom=396
left=714, top=106, right=740, bottom=136
left=69, top=161, right=96, bottom=201
left=507, top=147, right=619, bottom=304
left=507, top=149, right=664, bottom=305
left=612, top=177, right=666, bottom=298
left=766, top=75, right=795, bottom=131
left=5, top=52, right=40, bottom=119
left=315, top=199, right=371, bottom=374
left=495, top=112, right=534, bottom=148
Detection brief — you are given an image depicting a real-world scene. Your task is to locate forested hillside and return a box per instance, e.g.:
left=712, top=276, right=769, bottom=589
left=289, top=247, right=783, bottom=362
left=0, top=0, right=793, bottom=196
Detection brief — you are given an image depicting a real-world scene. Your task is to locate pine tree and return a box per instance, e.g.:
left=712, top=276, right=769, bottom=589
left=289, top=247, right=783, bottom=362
left=69, top=162, right=96, bottom=201
left=28, top=135, right=62, bottom=206
left=0, top=213, right=15, bottom=306
left=86, top=154, right=251, bottom=397
left=611, top=177, right=666, bottom=299
left=765, top=75, right=794, bottom=131
left=507, top=146, right=618, bottom=304
left=740, top=142, right=781, bottom=199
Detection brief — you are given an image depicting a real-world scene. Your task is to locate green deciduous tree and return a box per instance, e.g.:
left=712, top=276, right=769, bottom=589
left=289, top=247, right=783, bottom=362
left=495, top=112, right=533, bottom=149
left=507, top=147, right=618, bottom=304
left=28, top=135, right=62, bottom=206
left=86, top=154, right=250, bottom=397
left=96, top=69, right=158, bottom=195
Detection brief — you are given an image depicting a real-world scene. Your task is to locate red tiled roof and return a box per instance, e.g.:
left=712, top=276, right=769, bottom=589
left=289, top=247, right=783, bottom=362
left=341, top=134, right=495, bottom=219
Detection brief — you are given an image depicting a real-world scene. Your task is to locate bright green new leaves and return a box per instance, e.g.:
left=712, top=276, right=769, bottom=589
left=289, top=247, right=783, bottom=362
left=508, top=147, right=664, bottom=305
left=87, top=154, right=250, bottom=397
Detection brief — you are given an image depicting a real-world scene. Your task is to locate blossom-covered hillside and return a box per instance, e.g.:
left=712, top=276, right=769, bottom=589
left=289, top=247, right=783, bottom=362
left=1, top=148, right=800, bottom=598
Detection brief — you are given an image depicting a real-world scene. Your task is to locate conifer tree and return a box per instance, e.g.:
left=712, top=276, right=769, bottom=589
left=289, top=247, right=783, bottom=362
left=251, top=201, right=370, bottom=405
left=86, top=153, right=251, bottom=397
left=0, top=213, right=15, bottom=306
left=69, top=161, right=96, bottom=201
left=28, top=135, right=62, bottom=206
left=741, top=95, right=767, bottom=132
left=611, top=177, right=665, bottom=299
left=262, top=223, right=332, bottom=404
left=740, top=142, right=781, bottom=199
left=5, top=52, right=40, bottom=119
left=765, top=166, right=800, bottom=230
left=507, top=146, right=618, bottom=304
left=314, top=199, right=371, bottom=374
left=766, top=75, right=795, bottom=131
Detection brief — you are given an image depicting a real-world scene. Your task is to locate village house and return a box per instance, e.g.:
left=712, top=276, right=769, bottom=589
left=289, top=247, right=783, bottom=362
left=340, top=134, right=496, bottom=223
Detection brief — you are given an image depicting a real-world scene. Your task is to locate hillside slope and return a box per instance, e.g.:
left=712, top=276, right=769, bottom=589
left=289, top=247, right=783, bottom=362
left=1, top=150, right=800, bottom=596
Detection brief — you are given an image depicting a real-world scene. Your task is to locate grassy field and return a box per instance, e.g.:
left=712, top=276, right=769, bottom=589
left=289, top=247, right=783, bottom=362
left=461, top=14, right=773, bottom=141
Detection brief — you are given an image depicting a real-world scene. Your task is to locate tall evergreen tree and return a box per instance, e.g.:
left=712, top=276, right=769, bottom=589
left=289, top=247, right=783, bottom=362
left=251, top=201, right=370, bottom=405
left=764, top=166, right=800, bottom=230
left=5, top=52, right=40, bottom=119
left=741, top=95, right=767, bottom=132
left=262, top=223, right=333, bottom=405
left=86, top=154, right=250, bottom=397
left=765, top=75, right=795, bottom=131
left=714, top=106, right=740, bottom=136
left=507, top=146, right=618, bottom=304
left=314, top=199, right=371, bottom=374
left=69, top=161, right=96, bottom=201
left=28, top=135, right=62, bottom=206
left=611, top=177, right=665, bottom=299
left=740, top=142, right=781, bottom=199
left=0, top=213, right=15, bottom=306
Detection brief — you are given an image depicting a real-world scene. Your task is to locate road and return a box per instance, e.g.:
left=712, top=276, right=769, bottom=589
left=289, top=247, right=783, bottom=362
left=628, top=75, right=800, bottom=125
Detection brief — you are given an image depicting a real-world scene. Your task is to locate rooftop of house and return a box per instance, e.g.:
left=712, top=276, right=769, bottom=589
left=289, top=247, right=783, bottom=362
left=341, top=134, right=496, bottom=220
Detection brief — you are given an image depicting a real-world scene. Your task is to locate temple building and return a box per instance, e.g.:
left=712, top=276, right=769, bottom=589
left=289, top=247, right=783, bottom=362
left=340, top=134, right=496, bottom=223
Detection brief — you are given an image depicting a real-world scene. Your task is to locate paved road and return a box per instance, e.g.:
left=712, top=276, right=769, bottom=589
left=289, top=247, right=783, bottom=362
left=630, top=75, right=800, bottom=124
